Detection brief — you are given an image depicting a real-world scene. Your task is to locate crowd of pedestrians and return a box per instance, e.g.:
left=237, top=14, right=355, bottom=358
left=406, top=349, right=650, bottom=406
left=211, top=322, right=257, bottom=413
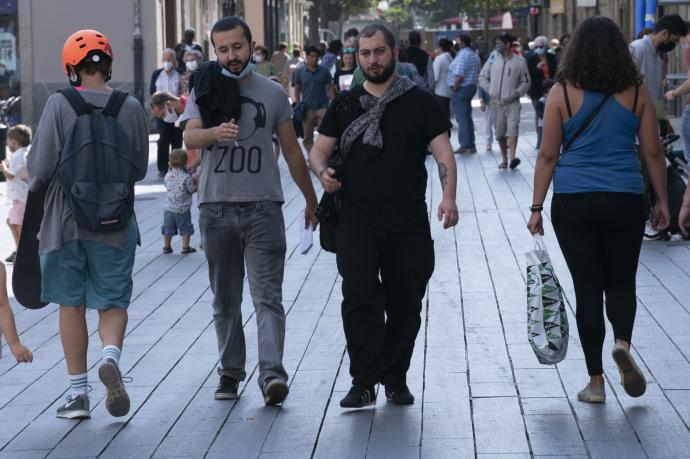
left=1, top=10, right=690, bottom=432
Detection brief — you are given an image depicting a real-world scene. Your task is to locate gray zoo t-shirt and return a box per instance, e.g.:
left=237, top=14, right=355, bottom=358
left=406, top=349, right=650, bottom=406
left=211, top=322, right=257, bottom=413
left=179, top=72, right=292, bottom=204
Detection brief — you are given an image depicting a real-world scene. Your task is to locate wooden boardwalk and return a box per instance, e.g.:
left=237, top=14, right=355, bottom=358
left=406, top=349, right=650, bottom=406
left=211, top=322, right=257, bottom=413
left=1, top=106, right=689, bottom=458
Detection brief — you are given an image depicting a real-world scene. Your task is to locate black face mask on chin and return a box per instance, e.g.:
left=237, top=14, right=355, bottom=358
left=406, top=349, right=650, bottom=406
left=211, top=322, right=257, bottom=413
left=657, top=41, right=677, bottom=53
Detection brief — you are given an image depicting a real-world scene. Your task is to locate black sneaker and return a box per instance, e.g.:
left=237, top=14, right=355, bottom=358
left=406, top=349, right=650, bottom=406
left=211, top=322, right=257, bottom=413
left=509, top=158, right=521, bottom=169
left=214, top=375, right=239, bottom=400
left=385, top=384, right=415, bottom=405
left=262, top=378, right=289, bottom=406
left=56, top=394, right=91, bottom=419
left=98, top=358, right=130, bottom=417
left=340, top=384, right=376, bottom=408
left=5, top=251, right=15, bottom=263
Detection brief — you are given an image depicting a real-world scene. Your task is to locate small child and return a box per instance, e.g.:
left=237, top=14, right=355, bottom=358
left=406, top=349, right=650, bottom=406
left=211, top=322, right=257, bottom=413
left=536, top=79, right=556, bottom=135
left=162, top=149, right=197, bottom=254
left=0, top=263, right=33, bottom=362
left=0, top=125, right=32, bottom=263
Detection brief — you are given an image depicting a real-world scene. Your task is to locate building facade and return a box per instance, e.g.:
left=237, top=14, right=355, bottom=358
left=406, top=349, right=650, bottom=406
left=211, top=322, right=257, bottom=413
left=17, top=0, right=307, bottom=129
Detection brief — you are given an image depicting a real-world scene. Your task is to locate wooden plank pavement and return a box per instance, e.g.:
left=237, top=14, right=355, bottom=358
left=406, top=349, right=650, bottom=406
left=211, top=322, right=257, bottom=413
left=0, top=105, right=689, bottom=458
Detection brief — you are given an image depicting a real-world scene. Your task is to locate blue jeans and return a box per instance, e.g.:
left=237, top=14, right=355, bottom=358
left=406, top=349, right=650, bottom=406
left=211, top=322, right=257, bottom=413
left=682, top=105, right=690, bottom=163
left=452, top=84, right=477, bottom=149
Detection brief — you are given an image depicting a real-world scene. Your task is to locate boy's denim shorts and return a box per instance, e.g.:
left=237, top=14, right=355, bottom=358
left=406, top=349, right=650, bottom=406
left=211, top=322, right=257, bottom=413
left=39, top=220, right=137, bottom=310
left=161, top=210, right=194, bottom=236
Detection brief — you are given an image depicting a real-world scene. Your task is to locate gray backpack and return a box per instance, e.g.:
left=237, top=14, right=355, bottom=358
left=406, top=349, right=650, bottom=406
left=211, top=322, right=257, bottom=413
left=57, top=88, right=136, bottom=232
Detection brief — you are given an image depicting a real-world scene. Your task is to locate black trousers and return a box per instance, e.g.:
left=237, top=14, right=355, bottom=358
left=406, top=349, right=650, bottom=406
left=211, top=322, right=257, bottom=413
left=551, top=192, right=645, bottom=376
left=335, top=219, right=435, bottom=387
left=156, top=119, right=183, bottom=174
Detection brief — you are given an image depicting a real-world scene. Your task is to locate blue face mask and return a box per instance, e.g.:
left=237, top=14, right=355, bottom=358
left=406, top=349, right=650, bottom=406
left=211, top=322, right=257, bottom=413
left=535, top=47, right=546, bottom=56
left=495, top=44, right=505, bottom=53
left=220, top=61, right=255, bottom=80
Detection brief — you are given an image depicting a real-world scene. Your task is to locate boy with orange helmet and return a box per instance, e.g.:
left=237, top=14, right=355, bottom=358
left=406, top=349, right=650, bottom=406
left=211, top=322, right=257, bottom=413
left=27, top=30, right=149, bottom=420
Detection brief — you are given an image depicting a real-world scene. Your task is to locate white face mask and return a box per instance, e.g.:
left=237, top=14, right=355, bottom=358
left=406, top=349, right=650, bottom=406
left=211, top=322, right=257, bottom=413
left=185, top=60, right=199, bottom=71
left=221, top=61, right=255, bottom=80
left=254, top=55, right=263, bottom=63
left=163, top=61, right=174, bottom=71
left=163, top=105, right=179, bottom=123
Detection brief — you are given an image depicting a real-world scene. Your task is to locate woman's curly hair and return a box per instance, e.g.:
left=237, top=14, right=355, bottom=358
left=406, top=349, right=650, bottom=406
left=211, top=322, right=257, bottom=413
left=557, top=16, right=642, bottom=94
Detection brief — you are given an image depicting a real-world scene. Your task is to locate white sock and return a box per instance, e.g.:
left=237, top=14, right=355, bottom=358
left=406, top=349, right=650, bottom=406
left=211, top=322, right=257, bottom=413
left=69, top=372, right=88, bottom=398
left=102, top=345, right=121, bottom=366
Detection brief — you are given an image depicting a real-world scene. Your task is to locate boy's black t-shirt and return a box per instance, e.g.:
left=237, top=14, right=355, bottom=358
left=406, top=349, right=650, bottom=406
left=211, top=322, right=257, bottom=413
left=318, top=83, right=452, bottom=233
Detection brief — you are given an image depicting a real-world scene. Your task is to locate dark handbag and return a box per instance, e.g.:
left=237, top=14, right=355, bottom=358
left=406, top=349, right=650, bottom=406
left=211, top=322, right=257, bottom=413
left=315, top=191, right=338, bottom=253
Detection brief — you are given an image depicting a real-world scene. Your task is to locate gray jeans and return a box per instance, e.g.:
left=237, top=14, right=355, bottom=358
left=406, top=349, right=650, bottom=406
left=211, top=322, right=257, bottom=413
left=199, top=201, right=288, bottom=387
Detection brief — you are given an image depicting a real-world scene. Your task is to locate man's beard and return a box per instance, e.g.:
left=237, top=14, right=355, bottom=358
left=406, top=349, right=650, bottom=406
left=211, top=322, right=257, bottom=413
left=361, top=58, right=396, bottom=84
left=224, top=56, right=250, bottom=75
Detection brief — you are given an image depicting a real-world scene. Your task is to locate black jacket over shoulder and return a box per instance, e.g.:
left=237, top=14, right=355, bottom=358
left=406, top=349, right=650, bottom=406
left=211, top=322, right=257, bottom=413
left=525, top=51, right=557, bottom=100
left=191, top=61, right=241, bottom=129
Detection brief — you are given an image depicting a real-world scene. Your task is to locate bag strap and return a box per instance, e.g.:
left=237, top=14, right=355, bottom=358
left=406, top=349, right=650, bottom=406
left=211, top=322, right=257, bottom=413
left=103, top=89, right=129, bottom=118
left=561, top=93, right=611, bottom=154
left=57, top=88, right=93, bottom=116
left=562, top=83, right=572, bottom=119
left=632, top=83, right=640, bottom=114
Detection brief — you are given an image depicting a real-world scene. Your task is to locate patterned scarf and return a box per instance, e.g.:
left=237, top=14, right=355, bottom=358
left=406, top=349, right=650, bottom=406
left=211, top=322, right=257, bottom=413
left=339, top=75, right=416, bottom=159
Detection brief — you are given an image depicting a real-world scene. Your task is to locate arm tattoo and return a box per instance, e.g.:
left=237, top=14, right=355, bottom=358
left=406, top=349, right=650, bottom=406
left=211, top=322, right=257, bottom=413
left=438, top=163, right=448, bottom=190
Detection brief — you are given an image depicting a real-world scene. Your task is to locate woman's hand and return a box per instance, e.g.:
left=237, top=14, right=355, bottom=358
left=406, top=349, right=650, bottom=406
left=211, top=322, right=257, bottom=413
left=527, top=211, right=544, bottom=235
left=651, top=202, right=670, bottom=232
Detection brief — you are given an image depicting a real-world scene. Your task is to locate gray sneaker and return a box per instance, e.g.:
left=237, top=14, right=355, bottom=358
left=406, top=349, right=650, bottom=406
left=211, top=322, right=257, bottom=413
left=99, top=358, right=131, bottom=417
left=56, top=394, right=91, bottom=419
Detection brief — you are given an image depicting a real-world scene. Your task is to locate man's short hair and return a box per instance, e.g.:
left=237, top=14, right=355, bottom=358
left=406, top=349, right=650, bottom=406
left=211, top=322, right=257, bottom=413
left=498, top=32, right=515, bottom=44
left=358, top=23, right=396, bottom=52
left=169, top=149, right=188, bottom=169
left=278, top=42, right=288, bottom=51
left=150, top=91, right=178, bottom=109
left=7, top=124, right=31, bottom=147
left=211, top=16, right=252, bottom=46
left=654, top=14, right=688, bottom=36
left=439, top=38, right=452, bottom=53
left=292, top=48, right=302, bottom=57
left=345, top=28, right=359, bottom=39
left=458, top=34, right=471, bottom=47
left=408, top=30, right=422, bottom=46
left=328, top=39, right=343, bottom=54
left=305, top=46, right=319, bottom=56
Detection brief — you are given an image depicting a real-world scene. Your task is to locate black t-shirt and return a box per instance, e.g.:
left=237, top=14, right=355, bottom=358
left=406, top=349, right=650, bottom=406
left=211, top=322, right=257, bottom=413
left=318, top=84, right=451, bottom=233
left=334, top=67, right=356, bottom=91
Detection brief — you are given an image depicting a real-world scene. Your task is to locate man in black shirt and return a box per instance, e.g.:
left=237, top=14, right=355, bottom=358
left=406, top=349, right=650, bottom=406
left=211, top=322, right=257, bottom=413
left=309, top=23, right=459, bottom=409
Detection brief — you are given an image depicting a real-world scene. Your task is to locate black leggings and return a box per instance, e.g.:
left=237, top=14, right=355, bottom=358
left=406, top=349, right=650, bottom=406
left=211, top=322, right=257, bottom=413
left=156, top=119, right=183, bottom=174
left=551, top=192, right=645, bottom=376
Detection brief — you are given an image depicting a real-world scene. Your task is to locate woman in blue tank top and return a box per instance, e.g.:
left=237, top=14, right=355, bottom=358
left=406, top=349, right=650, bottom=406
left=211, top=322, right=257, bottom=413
left=527, top=17, right=671, bottom=404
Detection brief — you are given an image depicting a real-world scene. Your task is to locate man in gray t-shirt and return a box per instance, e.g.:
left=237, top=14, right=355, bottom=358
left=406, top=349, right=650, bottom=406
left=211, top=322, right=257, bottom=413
left=181, top=17, right=318, bottom=406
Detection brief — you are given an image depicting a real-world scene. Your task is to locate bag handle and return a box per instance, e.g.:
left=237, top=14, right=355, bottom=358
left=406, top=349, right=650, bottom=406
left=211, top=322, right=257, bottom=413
left=561, top=93, right=611, bottom=154
left=533, top=234, right=548, bottom=252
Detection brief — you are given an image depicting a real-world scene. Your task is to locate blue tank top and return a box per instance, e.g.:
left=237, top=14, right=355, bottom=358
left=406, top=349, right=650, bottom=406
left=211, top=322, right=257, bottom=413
left=553, top=90, right=644, bottom=194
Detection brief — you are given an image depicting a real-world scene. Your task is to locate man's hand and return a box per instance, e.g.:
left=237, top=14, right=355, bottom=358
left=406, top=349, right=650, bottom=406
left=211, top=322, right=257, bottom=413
left=0, top=161, right=6, bottom=172
left=536, top=60, right=545, bottom=69
left=318, top=167, right=341, bottom=193
left=214, top=120, right=239, bottom=143
left=304, top=202, right=319, bottom=229
left=651, top=203, right=671, bottom=232
left=679, top=205, right=690, bottom=238
left=665, top=90, right=676, bottom=101
left=527, top=211, right=544, bottom=236
left=437, top=198, right=459, bottom=229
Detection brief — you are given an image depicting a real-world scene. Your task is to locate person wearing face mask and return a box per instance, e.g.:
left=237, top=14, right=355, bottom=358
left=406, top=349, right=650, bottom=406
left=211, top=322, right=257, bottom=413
left=179, top=16, right=319, bottom=406
left=180, top=50, right=203, bottom=96
left=630, top=14, right=688, bottom=115
left=478, top=32, right=531, bottom=169
left=526, top=36, right=557, bottom=149
left=665, top=22, right=690, bottom=163
left=253, top=45, right=278, bottom=78
left=150, top=48, right=183, bottom=177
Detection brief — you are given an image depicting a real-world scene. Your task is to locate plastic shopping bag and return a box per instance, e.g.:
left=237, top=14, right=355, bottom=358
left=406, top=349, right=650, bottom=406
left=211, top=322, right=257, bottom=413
left=526, top=235, right=569, bottom=365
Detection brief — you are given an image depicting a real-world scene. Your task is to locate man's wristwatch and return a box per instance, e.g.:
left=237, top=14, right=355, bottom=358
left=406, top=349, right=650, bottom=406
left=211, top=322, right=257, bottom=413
left=530, top=204, right=544, bottom=212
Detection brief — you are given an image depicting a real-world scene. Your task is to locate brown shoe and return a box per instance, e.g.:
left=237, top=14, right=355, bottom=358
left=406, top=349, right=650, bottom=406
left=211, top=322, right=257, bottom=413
left=612, top=343, right=646, bottom=397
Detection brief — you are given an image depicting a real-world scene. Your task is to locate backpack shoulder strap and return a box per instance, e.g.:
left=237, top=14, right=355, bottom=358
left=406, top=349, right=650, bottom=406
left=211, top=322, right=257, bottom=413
left=103, top=89, right=129, bottom=118
left=57, top=88, right=92, bottom=116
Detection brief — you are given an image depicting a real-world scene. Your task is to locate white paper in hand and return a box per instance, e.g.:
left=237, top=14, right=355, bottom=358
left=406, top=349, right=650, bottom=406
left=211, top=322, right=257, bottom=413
left=300, top=215, right=313, bottom=255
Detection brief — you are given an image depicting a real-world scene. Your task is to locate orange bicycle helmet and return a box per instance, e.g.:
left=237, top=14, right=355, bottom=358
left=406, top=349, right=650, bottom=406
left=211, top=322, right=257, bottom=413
left=62, top=29, right=114, bottom=75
